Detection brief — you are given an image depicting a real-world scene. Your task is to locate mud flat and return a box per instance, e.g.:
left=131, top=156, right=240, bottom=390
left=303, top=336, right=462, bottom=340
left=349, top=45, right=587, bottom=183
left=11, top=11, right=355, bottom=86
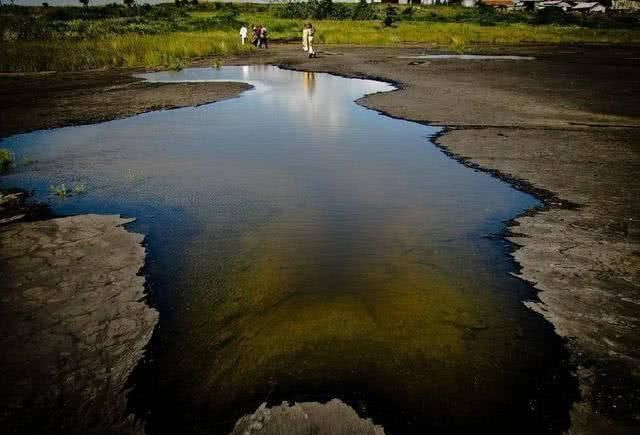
left=231, top=44, right=640, bottom=434
left=0, top=70, right=251, bottom=138
left=0, top=44, right=638, bottom=434
left=0, top=194, right=157, bottom=434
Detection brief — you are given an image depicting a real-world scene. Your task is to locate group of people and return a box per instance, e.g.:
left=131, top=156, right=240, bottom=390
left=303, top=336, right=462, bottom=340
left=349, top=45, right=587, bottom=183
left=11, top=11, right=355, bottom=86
left=239, top=23, right=317, bottom=58
left=239, top=25, right=269, bottom=49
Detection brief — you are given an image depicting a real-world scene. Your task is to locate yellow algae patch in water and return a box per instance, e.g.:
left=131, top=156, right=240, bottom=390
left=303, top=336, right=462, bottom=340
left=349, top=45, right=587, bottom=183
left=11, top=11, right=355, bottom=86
left=169, top=207, right=516, bottom=418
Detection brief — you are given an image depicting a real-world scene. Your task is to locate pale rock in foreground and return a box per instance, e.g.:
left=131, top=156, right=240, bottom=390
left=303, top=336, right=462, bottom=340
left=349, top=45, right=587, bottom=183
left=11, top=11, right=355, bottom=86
left=231, top=399, right=385, bottom=435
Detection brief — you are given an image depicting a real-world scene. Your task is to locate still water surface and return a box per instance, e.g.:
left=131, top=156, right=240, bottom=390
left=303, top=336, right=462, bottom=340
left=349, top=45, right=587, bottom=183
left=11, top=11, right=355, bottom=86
left=1, top=66, right=573, bottom=434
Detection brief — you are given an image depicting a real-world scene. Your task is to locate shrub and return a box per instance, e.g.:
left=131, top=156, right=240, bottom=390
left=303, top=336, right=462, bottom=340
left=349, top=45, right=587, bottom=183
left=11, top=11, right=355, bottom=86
left=0, top=149, right=14, bottom=173
left=352, top=0, right=378, bottom=21
left=73, top=183, right=88, bottom=194
left=401, top=6, right=415, bottom=19
left=274, top=2, right=311, bottom=19
left=308, top=0, right=333, bottom=20
left=382, top=5, right=397, bottom=28
left=275, top=0, right=353, bottom=21
left=50, top=183, right=70, bottom=197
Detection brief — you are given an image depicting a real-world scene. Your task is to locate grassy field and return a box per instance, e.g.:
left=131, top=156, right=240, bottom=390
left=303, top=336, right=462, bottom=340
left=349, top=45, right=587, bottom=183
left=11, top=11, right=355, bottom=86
left=1, top=3, right=639, bottom=72
left=2, top=31, right=250, bottom=72
left=243, top=13, right=640, bottom=45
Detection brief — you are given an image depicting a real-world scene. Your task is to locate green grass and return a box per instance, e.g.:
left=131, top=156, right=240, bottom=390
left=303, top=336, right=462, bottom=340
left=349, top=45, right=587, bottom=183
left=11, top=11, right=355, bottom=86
left=73, top=183, right=88, bottom=194
left=48, top=182, right=88, bottom=197
left=0, top=148, right=16, bottom=174
left=50, top=183, right=70, bottom=197
left=126, top=168, right=145, bottom=182
left=0, top=148, right=15, bottom=172
left=1, top=4, right=639, bottom=72
left=1, top=31, right=251, bottom=72
left=242, top=12, right=640, bottom=46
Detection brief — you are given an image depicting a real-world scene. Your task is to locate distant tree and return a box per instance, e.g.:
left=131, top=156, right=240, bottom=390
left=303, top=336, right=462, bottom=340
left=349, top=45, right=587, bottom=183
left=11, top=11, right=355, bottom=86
left=174, top=0, right=182, bottom=7
left=42, top=1, right=50, bottom=7
left=191, top=0, right=199, bottom=5
left=79, top=0, right=90, bottom=7
left=309, top=0, right=335, bottom=20
left=382, top=5, right=397, bottom=28
left=123, top=0, right=136, bottom=7
left=352, top=0, right=373, bottom=21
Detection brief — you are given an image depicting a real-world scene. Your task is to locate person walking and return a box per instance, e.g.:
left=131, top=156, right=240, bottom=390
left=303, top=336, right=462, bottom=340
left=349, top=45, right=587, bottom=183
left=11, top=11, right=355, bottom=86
left=302, top=23, right=316, bottom=58
left=251, top=25, right=260, bottom=47
left=259, top=25, right=269, bottom=49
left=239, top=25, right=248, bottom=46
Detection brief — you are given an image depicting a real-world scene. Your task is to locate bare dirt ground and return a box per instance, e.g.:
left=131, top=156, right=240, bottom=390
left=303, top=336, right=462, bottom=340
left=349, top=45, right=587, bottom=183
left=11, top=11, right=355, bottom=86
left=0, top=44, right=638, bottom=434
left=0, top=71, right=251, bottom=138
left=0, top=209, right=157, bottom=435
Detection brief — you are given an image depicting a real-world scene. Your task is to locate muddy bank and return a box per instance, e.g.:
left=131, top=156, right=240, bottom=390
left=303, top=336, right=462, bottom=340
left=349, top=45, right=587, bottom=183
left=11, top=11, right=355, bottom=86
left=0, top=193, right=157, bottom=434
left=0, top=70, right=251, bottom=138
left=222, top=44, right=640, bottom=434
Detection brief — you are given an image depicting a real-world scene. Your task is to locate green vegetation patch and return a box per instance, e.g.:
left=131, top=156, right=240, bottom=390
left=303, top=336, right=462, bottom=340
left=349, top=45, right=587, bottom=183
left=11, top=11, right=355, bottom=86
left=0, top=148, right=15, bottom=173
left=1, top=3, right=639, bottom=72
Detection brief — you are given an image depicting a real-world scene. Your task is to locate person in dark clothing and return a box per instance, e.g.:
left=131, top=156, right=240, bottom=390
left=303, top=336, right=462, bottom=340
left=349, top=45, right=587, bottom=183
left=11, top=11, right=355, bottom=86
left=259, top=25, right=269, bottom=49
left=251, top=25, right=260, bottom=47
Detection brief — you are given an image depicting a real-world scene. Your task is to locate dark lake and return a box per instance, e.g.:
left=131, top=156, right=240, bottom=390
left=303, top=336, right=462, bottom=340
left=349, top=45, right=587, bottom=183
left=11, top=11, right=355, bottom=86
left=0, top=66, right=574, bottom=434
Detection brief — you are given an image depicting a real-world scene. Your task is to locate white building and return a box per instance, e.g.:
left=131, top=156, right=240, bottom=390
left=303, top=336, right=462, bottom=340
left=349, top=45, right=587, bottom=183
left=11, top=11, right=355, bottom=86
left=572, top=1, right=607, bottom=12
left=538, top=0, right=574, bottom=10
left=397, top=0, right=451, bottom=4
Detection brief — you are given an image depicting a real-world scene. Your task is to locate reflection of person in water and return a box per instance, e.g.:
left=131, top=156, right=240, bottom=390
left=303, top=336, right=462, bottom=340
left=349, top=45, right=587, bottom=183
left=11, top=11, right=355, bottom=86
left=303, top=71, right=316, bottom=97
left=302, top=23, right=316, bottom=58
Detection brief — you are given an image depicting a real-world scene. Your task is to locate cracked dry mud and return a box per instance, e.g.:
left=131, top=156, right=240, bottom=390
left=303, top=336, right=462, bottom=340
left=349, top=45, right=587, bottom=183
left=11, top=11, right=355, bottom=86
left=0, top=212, right=157, bottom=434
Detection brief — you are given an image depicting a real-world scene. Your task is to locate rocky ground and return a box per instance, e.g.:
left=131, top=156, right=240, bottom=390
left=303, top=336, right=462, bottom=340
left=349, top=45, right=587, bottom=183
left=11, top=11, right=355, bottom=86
left=0, top=44, right=638, bottom=434
left=231, top=399, right=385, bottom=435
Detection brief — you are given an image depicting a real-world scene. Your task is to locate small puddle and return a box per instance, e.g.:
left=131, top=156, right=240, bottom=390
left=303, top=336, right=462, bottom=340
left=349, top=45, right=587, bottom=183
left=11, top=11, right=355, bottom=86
left=1, top=66, right=571, bottom=434
left=400, top=54, right=535, bottom=60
